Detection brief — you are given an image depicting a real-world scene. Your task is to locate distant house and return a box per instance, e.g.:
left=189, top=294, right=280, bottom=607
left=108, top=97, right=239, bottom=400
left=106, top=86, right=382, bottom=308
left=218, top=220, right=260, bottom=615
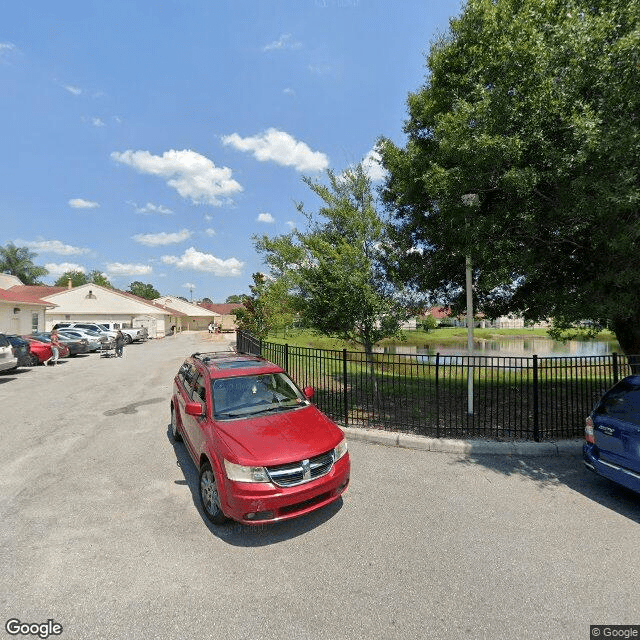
left=153, top=296, right=220, bottom=332
left=198, top=302, right=243, bottom=332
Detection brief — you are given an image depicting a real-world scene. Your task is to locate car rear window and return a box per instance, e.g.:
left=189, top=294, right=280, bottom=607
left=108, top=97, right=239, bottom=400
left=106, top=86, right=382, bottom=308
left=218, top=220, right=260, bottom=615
left=598, top=380, right=640, bottom=426
left=0, top=335, right=9, bottom=347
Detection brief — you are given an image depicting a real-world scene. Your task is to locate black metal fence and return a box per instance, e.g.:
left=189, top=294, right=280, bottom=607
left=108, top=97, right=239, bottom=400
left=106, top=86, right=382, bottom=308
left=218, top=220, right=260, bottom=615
left=236, top=331, right=637, bottom=441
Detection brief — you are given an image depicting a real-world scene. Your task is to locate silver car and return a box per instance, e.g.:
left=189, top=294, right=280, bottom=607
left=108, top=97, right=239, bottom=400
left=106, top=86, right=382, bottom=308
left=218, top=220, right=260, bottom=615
left=0, top=333, right=19, bottom=372
left=58, top=328, right=112, bottom=351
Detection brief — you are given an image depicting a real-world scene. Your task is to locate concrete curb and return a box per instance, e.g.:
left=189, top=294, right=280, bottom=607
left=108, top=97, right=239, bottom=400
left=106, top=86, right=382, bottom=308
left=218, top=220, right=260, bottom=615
left=342, top=426, right=584, bottom=457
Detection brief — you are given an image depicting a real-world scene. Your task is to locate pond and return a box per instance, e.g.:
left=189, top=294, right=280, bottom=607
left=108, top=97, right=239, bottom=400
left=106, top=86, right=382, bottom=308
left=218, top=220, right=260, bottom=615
left=376, top=337, right=621, bottom=358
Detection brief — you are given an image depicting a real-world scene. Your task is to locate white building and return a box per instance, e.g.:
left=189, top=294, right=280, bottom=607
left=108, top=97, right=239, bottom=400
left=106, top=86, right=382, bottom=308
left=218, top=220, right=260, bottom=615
left=41, top=284, right=186, bottom=338
left=0, top=274, right=55, bottom=335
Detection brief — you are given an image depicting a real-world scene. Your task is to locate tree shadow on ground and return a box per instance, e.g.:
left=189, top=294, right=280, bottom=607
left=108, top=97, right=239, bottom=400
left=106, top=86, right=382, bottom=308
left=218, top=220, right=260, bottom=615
left=167, top=425, right=343, bottom=546
left=453, top=448, right=640, bottom=524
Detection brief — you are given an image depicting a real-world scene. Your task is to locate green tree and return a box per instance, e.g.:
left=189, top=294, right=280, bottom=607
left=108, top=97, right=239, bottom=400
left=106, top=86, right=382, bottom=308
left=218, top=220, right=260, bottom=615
left=0, top=242, right=48, bottom=285
left=89, top=271, right=112, bottom=288
left=225, top=294, right=246, bottom=304
left=54, top=270, right=88, bottom=287
left=256, top=163, right=411, bottom=372
left=128, top=281, right=160, bottom=300
left=233, top=273, right=274, bottom=340
left=380, top=0, right=640, bottom=360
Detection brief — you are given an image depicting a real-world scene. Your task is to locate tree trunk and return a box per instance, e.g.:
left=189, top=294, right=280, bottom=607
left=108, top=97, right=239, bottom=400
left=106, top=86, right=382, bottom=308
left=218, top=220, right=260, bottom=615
left=611, top=314, right=640, bottom=374
left=363, top=341, right=378, bottom=397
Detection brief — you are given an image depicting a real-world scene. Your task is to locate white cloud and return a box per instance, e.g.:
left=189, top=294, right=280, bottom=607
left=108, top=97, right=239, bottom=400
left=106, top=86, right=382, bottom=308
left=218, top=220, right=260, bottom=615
left=283, top=88, right=296, bottom=96
left=111, top=149, right=243, bottom=205
left=308, top=63, right=332, bottom=75
left=0, top=42, right=17, bottom=62
left=132, top=229, right=192, bottom=246
left=105, top=262, right=153, bottom=276
left=286, top=221, right=297, bottom=229
left=204, top=228, right=216, bottom=236
left=263, top=34, right=302, bottom=52
left=91, top=117, right=105, bottom=127
left=257, top=213, right=275, bottom=223
left=128, top=201, right=174, bottom=215
left=161, top=247, right=244, bottom=277
left=65, top=84, right=82, bottom=95
left=20, top=239, right=90, bottom=256
left=45, top=262, right=86, bottom=275
left=362, top=148, right=387, bottom=182
left=222, top=128, right=329, bottom=172
left=183, top=282, right=196, bottom=290
left=69, top=198, right=99, bottom=209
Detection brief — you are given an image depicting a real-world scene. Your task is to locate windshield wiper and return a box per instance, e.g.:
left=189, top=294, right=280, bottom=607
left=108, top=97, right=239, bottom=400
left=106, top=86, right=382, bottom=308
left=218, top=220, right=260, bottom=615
left=250, top=404, right=295, bottom=415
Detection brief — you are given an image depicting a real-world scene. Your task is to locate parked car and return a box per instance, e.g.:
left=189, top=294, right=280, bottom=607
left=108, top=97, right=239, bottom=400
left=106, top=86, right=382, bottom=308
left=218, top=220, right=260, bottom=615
left=25, top=336, right=70, bottom=360
left=96, top=323, right=146, bottom=343
left=171, top=351, right=350, bottom=525
left=5, top=335, right=38, bottom=366
left=33, top=332, right=89, bottom=357
left=0, top=333, right=19, bottom=372
left=57, top=328, right=103, bottom=352
left=22, top=337, right=52, bottom=364
left=583, top=375, right=640, bottom=494
left=53, top=322, right=117, bottom=341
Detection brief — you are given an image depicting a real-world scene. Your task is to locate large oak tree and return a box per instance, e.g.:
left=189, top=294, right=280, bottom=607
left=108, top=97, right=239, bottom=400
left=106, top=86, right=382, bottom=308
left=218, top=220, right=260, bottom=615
left=379, top=0, right=640, bottom=359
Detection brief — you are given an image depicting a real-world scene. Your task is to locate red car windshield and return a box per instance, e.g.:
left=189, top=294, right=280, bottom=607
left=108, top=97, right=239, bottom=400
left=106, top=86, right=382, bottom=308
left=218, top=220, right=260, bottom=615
left=212, top=373, right=307, bottom=420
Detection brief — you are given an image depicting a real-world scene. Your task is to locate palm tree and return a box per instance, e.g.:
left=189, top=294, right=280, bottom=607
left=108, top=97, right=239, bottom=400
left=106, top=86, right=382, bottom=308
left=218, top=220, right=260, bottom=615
left=0, top=243, right=48, bottom=285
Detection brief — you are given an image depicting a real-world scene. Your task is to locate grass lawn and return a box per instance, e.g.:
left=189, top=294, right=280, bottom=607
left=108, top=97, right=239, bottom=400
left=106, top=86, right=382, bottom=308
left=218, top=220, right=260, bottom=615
left=265, top=327, right=617, bottom=351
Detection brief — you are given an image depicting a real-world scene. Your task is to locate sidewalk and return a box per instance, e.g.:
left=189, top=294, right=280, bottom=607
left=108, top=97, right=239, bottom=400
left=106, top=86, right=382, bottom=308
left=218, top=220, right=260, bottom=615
left=342, top=426, right=584, bottom=457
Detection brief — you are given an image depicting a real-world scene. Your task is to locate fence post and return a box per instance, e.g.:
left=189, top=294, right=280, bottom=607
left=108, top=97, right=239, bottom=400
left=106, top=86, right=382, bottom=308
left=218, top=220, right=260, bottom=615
left=343, top=349, right=349, bottom=426
left=613, top=352, right=619, bottom=385
left=284, top=343, right=289, bottom=373
left=258, top=338, right=263, bottom=357
left=435, top=353, right=440, bottom=438
left=533, top=354, right=540, bottom=442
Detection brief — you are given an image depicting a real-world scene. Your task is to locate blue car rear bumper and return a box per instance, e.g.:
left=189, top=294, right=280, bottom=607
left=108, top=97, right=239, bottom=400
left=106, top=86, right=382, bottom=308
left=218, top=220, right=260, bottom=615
left=583, top=442, right=640, bottom=494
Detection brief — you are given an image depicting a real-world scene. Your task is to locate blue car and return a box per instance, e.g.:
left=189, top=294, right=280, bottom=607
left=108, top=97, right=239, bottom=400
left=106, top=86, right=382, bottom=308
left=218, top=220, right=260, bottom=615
left=583, top=375, right=640, bottom=494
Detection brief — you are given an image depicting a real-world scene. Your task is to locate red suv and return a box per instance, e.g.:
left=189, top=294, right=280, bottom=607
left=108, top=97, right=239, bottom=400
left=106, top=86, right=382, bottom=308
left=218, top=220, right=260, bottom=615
left=171, top=351, right=350, bottom=525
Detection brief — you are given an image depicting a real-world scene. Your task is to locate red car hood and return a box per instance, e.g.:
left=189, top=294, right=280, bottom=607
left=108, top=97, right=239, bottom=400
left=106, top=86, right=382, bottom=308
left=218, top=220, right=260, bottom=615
left=214, top=405, right=344, bottom=466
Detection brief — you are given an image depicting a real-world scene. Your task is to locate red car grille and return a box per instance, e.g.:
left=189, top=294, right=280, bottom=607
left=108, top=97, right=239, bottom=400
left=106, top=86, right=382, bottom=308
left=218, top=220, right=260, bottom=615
left=266, top=451, right=334, bottom=487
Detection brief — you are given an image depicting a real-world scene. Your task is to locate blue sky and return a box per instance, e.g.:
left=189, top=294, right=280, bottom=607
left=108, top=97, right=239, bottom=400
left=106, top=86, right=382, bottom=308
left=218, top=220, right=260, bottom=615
left=0, top=0, right=462, bottom=301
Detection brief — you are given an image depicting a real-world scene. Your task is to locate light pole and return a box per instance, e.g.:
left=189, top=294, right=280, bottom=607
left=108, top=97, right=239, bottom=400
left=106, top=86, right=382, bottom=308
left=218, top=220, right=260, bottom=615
left=466, top=255, right=474, bottom=416
left=462, top=193, right=478, bottom=416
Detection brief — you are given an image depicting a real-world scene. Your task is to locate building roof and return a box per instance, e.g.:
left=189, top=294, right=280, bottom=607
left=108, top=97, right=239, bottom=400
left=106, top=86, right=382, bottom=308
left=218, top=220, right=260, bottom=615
left=198, top=302, right=244, bottom=315
left=2, top=286, right=60, bottom=307
left=153, top=296, right=219, bottom=317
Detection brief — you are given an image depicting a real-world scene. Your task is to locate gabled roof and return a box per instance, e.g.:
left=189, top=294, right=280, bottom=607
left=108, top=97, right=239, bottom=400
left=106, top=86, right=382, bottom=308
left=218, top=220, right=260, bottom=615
left=0, top=287, right=57, bottom=307
left=153, top=296, right=218, bottom=317
left=198, top=302, right=244, bottom=315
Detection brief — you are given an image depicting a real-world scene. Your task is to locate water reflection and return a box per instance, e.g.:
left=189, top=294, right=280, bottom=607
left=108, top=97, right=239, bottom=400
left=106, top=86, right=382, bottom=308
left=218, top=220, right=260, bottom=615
left=377, top=337, right=621, bottom=358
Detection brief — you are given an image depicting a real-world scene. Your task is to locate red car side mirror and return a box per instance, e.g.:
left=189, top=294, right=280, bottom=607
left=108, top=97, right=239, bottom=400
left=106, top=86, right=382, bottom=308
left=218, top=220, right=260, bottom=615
left=185, top=401, right=204, bottom=416
left=303, top=386, right=315, bottom=400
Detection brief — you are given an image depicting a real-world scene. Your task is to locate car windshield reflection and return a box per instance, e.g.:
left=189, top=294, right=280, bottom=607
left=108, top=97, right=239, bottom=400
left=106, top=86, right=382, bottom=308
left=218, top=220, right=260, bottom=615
left=212, top=373, right=307, bottom=420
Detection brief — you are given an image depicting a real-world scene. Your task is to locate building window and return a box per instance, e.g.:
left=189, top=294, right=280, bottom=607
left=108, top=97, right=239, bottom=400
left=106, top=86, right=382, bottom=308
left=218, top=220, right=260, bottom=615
left=32, top=312, right=39, bottom=332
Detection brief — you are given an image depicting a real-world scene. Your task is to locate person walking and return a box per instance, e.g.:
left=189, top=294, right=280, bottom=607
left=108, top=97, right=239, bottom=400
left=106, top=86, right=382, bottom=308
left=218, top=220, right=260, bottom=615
left=46, top=329, right=61, bottom=366
left=114, top=330, right=125, bottom=358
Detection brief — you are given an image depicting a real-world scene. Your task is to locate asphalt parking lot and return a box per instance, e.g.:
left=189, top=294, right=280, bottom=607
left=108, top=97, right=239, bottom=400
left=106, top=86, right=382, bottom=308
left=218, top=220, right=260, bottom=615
left=1, top=332, right=639, bottom=640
